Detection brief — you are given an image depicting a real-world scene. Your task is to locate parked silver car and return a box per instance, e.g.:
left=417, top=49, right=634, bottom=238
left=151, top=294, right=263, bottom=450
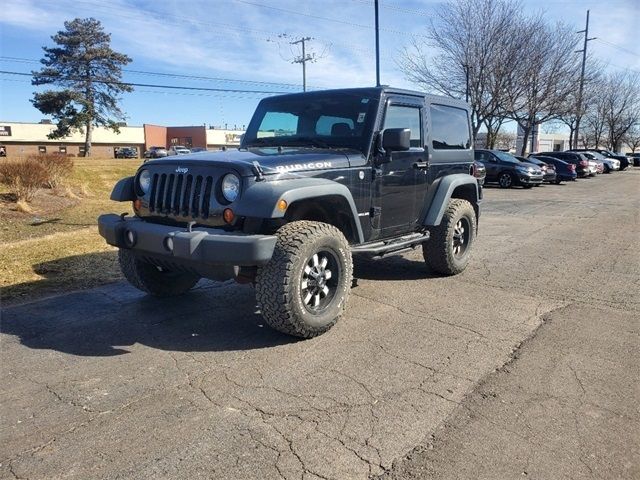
left=581, top=151, right=619, bottom=173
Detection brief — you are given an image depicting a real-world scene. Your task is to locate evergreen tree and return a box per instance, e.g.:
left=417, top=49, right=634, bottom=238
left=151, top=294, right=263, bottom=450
left=32, top=18, right=132, bottom=157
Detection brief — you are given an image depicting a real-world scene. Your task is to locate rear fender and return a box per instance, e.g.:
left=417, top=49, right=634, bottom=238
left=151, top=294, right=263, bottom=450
left=423, top=174, right=479, bottom=227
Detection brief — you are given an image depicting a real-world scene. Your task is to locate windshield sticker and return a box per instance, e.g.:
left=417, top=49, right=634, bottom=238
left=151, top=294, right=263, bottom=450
left=357, top=112, right=366, bottom=123
left=276, top=161, right=332, bottom=173
left=361, top=98, right=369, bottom=103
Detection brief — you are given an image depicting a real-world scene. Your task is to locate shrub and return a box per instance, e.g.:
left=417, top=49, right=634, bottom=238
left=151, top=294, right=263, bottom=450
left=34, top=153, right=74, bottom=188
left=0, top=158, right=49, bottom=202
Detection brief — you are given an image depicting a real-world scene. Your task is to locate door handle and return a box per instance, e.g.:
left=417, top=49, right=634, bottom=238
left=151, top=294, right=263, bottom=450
left=413, top=161, right=429, bottom=169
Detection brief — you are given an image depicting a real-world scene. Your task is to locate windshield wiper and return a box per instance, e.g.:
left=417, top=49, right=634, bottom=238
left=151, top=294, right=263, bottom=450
left=279, top=136, right=333, bottom=149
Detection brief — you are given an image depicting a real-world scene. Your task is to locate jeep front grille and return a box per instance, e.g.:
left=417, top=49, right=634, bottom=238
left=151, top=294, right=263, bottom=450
left=148, top=173, right=214, bottom=219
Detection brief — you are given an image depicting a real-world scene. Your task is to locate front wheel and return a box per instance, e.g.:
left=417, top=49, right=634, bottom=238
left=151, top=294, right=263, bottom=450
left=422, top=199, right=476, bottom=276
left=498, top=172, right=514, bottom=188
left=118, top=249, right=200, bottom=297
left=255, top=221, right=353, bottom=338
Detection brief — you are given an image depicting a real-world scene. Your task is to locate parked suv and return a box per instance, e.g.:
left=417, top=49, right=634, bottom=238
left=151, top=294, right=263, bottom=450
left=144, top=146, right=168, bottom=159
left=168, top=145, right=191, bottom=156
left=629, top=153, right=640, bottom=167
left=474, top=149, right=543, bottom=188
left=115, top=147, right=138, bottom=159
left=536, top=151, right=590, bottom=177
left=568, top=149, right=629, bottom=170
left=99, top=87, right=481, bottom=338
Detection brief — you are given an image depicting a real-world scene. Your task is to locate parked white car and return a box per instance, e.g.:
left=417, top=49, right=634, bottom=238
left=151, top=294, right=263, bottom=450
left=167, top=145, right=191, bottom=156
left=582, top=151, right=619, bottom=173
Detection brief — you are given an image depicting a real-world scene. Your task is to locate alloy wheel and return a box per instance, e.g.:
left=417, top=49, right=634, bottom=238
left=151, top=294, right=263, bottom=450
left=300, top=250, right=340, bottom=312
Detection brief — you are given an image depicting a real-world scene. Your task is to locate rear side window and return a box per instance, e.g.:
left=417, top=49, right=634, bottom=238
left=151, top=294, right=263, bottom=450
left=384, top=105, right=422, bottom=148
left=430, top=104, right=471, bottom=150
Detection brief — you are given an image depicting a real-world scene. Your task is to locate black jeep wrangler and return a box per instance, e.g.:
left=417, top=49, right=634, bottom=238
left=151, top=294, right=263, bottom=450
left=99, top=87, right=481, bottom=338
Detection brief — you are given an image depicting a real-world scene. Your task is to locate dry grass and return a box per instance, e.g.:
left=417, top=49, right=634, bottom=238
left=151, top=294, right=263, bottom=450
left=0, top=158, right=140, bottom=304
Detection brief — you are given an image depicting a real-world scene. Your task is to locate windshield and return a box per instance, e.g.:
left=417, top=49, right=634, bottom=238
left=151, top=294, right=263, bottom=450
left=493, top=150, right=520, bottom=163
left=242, top=92, right=380, bottom=153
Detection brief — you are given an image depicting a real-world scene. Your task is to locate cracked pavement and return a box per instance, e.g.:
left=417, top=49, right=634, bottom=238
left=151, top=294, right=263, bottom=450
left=1, top=170, right=639, bottom=479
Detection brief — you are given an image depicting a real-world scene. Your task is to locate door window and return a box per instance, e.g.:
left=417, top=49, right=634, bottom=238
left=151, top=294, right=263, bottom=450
left=384, top=105, right=422, bottom=148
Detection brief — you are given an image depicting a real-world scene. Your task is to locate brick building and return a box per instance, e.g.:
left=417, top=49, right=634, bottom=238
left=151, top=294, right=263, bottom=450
left=0, top=122, right=245, bottom=158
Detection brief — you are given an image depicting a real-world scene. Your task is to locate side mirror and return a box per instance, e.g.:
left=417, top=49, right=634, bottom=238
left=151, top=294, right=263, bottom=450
left=382, top=128, right=411, bottom=152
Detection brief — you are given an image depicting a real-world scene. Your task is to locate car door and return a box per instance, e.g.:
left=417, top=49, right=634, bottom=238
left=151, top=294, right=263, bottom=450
left=475, top=151, right=499, bottom=181
left=375, top=98, right=425, bottom=236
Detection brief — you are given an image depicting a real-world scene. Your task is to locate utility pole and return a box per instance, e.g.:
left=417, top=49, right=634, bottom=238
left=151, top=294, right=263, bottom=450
left=291, top=36, right=313, bottom=92
left=463, top=64, right=470, bottom=102
left=374, top=0, right=380, bottom=86
left=574, top=10, right=596, bottom=148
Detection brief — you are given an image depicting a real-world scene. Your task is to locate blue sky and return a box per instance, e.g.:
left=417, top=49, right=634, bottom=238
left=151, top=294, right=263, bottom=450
left=1, top=0, right=638, bottom=128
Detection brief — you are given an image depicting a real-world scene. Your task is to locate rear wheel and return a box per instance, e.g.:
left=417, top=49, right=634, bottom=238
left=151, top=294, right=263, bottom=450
left=255, top=221, right=353, bottom=338
left=423, top=199, right=476, bottom=276
left=118, top=249, right=200, bottom=297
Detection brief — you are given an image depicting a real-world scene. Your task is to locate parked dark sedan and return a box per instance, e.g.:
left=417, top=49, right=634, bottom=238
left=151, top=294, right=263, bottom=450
left=515, top=155, right=556, bottom=184
left=474, top=149, right=543, bottom=188
left=536, top=151, right=590, bottom=177
left=529, top=155, right=577, bottom=183
left=568, top=149, right=629, bottom=170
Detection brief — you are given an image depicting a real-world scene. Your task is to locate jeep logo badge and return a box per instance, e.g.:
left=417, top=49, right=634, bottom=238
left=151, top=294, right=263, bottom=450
left=175, top=167, right=188, bottom=174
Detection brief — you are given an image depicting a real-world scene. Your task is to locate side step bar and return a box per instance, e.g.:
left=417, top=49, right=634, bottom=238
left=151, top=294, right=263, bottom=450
left=351, top=231, right=429, bottom=257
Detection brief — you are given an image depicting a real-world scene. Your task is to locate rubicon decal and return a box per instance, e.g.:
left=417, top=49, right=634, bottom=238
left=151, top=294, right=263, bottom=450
left=276, top=161, right=332, bottom=173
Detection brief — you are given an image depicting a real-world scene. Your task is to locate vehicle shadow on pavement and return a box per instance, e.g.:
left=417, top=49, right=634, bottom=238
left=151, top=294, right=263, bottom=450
left=354, top=255, right=440, bottom=281
left=1, top=278, right=297, bottom=357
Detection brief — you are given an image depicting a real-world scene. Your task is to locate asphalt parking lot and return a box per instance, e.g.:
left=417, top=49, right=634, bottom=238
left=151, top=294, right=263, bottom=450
left=2, top=170, right=639, bottom=479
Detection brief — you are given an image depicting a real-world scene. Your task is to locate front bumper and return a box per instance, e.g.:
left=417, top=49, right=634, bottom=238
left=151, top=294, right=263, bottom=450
left=543, top=172, right=557, bottom=182
left=519, top=174, right=543, bottom=185
left=98, top=214, right=277, bottom=268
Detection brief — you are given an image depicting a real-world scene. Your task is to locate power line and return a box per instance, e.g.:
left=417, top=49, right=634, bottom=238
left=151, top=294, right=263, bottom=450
left=595, top=39, right=640, bottom=58
left=0, top=70, right=292, bottom=95
left=231, top=0, right=427, bottom=37
left=0, top=56, right=308, bottom=89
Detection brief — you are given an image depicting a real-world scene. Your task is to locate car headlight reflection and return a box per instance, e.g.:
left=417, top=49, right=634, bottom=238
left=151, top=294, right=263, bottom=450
left=221, top=173, right=240, bottom=202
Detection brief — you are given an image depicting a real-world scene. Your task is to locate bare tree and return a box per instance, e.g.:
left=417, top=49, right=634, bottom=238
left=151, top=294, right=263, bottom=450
left=398, top=0, right=522, bottom=141
left=603, top=72, right=640, bottom=152
left=505, top=18, right=582, bottom=155
left=623, top=125, right=640, bottom=152
left=494, top=131, right=516, bottom=150
left=557, top=61, right=601, bottom=149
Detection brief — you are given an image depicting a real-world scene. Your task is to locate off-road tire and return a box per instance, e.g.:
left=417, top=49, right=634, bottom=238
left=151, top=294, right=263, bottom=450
left=422, top=199, right=476, bottom=276
left=255, top=221, right=353, bottom=338
left=118, top=248, right=200, bottom=297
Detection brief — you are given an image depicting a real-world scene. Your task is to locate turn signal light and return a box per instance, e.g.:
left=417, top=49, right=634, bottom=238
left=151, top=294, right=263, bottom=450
left=133, top=199, right=142, bottom=211
left=223, top=208, right=235, bottom=224
left=277, top=199, right=288, bottom=211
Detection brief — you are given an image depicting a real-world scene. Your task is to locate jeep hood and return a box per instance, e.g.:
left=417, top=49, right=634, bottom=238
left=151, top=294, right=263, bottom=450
left=144, top=147, right=353, bottom=177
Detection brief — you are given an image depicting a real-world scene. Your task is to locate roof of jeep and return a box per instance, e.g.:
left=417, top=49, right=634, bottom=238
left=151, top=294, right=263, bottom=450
left=263, top=86, right=469, bottom=109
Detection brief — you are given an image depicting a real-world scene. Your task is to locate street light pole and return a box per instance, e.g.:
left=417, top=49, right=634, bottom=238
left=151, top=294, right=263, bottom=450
left=374, top=0, right=381, bottom=86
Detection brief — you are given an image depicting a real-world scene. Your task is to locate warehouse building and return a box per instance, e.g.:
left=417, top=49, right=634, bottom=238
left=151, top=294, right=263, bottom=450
left=0, top=122, right=245, bottom=158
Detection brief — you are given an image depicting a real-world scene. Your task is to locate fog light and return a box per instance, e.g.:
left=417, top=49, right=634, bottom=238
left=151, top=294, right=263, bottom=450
left=124, top=229, right=136, bottom=247
left=223, top=208, right=235, bottom=224
left=164, top=236, right=174, bottom=252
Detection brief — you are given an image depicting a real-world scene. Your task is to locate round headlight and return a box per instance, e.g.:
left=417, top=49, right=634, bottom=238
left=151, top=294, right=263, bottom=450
left=138, top=169, right=151, bottom=194
left=221, top=173, right=240, bottom=202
